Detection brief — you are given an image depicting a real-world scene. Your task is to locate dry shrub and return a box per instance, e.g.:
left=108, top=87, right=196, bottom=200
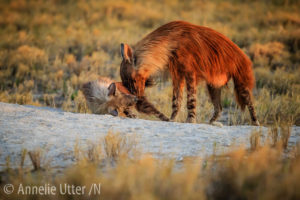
left=73, top=90, right=89, bottom=113
left=101, top=0, right=163, bottom=28
left=275, top=28, right=300, bottom=54
left=255, top=88, right=300, bottom=125
left=250, top=131, right=262, bottom=151
left=261, top=10, right=300, bottom=27
left=269, top=124, right=292, bottom=149
left=1, top=132, right=300, bottom=200
left=249, top=42, right=290, bottom=68
left=103, top=132, right=137, bottom=161
left=255, top=67, right=300, bottom=94
left=207, top=145, right=300, bottom=200
left=28, top=151, right=42, bottom=171
left=0, top=91, right=40, bottom=106
left=12, top=45, right=48, bottom=70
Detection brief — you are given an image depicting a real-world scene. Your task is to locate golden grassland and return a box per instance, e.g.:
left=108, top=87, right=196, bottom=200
left=1, top=1, right=300, bottom=199
left=0, top=0, right=300, bottom=200
left=1, top=129, right=300, bottom=200
left=0, top=0, right=300, bottom=125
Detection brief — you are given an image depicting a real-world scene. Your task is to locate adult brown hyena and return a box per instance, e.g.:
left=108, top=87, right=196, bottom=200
left=120, top=21, right=259, bottom=125
left=82, top=77, right=137, bottom=118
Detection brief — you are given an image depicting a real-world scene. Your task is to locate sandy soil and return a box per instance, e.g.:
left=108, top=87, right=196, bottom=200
left=1, top=102, right=299, bottom=170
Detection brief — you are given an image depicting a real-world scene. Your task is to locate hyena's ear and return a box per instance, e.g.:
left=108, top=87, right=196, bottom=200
left=120, top=43, right=133, bottom=63
left=108, top=83, right=116, bottom=96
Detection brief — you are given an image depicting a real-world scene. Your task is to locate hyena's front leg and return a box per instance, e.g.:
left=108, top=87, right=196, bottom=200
left=186, top=74, right=197, bottom=123
left=123, top=107, right=136, bottom=118
left=135, top=97, right=169, bottom=121
left=170, top=77, right=184, bottom=121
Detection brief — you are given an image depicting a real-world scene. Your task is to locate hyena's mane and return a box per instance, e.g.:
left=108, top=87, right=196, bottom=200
left=132, top=21, right=254, bottom=91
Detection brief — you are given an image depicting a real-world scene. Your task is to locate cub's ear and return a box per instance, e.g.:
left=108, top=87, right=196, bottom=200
left=120, top=43, right=133, bottom=63
left=108, top=83, right=116, bottom=96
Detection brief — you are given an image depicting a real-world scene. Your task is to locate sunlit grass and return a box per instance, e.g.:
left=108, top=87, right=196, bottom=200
left=0, top=0, right=299, bottom=126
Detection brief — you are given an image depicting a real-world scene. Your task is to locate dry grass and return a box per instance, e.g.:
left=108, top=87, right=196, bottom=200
left=1, top=1, right=300, bottom=199
left=1, top=130, right=300, bottom=200
left=0, top=0, right=299, bottom=126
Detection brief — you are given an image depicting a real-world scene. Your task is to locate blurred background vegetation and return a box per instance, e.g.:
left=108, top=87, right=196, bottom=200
left=1, top=1, right=300, bottom=199
left=0, top=0, right=299, bottom=126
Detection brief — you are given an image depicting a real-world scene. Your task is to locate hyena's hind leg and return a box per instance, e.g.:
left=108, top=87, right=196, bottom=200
left=170, top=76, right=185, bottom=121
left=234, top=83, right=260, bottom=126
left=185, top=73, right=197, bottom=123
left=207, top=84, right=223, bottom=126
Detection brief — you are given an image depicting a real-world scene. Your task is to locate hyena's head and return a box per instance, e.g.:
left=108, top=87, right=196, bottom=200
left=106, top=82, right=138, bottom=116
left=120, top=43, right=137, bottom=95
left=120, top=43, right=155, bottom=96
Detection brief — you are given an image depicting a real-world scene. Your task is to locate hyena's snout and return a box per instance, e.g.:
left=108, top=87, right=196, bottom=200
left=108, top=108, right=119, bottom=116
left=107, top=94, right=137, bottom=117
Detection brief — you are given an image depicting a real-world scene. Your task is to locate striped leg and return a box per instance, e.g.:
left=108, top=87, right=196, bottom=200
left=235, top=85, right=260, bottom=126
left=123, top=107, right=136, bottom=118
left=207, top=84, right=222, bottom=124
left=242, top=90, right=260, bottom=126
left=185, top=74, right=197, bottom=123
left=248, top=101, right=259, bottom=126
left=135, top=97, right=169, bottom=121
left=170, top=77, right=184, bottom=121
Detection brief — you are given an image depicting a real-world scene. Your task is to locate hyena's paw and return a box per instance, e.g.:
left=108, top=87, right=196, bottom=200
left=158, top=113, right=170, bottom=121
left=252, top=120, right=260, bottom=126
left=127, top=114, right=137, bottom=118
left=186, top=117, right=196, bottom=124
left=162, top=117, right=170, bottom=121
left=210, top=121, right=223, bottom=128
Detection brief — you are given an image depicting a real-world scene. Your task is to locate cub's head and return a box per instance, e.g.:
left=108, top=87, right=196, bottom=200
left=106, top=82, right=138, bottom=116
left=82, top=79, right=137, bottom=117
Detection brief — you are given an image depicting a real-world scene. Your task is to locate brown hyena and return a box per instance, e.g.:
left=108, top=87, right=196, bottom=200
left=120, top=21, right=259, bottom=126
left=81, top=77, right=137, bottom=118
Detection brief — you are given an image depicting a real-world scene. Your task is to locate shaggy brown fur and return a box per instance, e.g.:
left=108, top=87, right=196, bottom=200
left=81, top=77, right=137, bottom=118
left=120, top=21, right=259, bottom=125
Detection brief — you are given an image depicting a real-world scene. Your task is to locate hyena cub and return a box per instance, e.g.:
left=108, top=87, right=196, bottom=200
left=81, top=77, right=137, bottom=118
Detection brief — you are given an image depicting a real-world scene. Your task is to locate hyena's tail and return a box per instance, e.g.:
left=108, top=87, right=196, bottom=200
left=232, top=57, right=255, bottom=111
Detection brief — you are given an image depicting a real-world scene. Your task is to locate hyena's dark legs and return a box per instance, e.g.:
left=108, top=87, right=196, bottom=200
left=135, top=97, right=169, bottom=121
left=248, top=102, right=259, bottom=126
left=123, top=107, right=136, bottom=118
left=207, top=84, right=222, bottom=124
left=170, top=77, right=185, bottom=121
left=185, top=73, right=197, bottom=123
left=243, top=92, right=259, bottom=126
left=234, top=83, right=260, bottom=126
